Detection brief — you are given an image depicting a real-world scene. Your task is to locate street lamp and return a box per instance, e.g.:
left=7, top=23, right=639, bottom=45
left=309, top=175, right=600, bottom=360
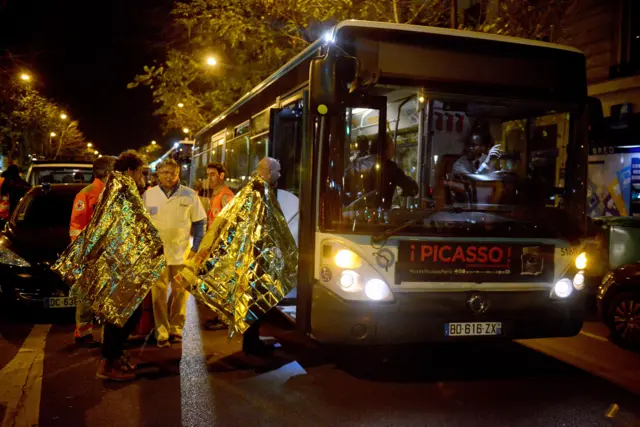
left=206, top=56, right=217, bottom=66
left=94, top=150, right=99, bottom=155
left=183, top=128, right=189, bottom=134
left=177, top=103, right=184, bottom=108
left=60, top=113, right=68, bottom=120
left=20, top=73, right=32, bottom=82
left=151, top=140, right=157, bottom=145
left=50, top=132, right=56, bottom=137
left=87, top=142, right=93, bottom=148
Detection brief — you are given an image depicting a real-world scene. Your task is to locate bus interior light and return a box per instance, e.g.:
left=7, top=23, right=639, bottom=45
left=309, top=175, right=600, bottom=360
left=554, top=279, right=573, bottom=298
left=575, top=252, right=587, bottom=270
left=334, top=249, right=362, bottom=269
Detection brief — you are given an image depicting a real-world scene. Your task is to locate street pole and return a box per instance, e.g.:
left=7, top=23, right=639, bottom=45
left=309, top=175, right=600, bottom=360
left=450, top=0, right=457, bottom=29
left=54, top=122, right=73, bottom=159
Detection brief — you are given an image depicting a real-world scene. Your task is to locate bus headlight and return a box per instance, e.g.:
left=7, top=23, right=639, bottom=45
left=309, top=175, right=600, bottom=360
left=365, top=279, right=391, bottom=301
left=575, top=252, right=587, bottom=270
left=573, top=272, right=585, bottom=290
left=334, top=250, right=362, bottom=269
left=339, top=270, right=360, bottom=290
left=554, top=278, right=573, bottom=298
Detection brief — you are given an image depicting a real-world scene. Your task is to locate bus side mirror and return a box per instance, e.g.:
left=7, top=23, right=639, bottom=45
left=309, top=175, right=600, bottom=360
left=587, top=96, right=605, bottom=145
left=309, top=47, right=357, bottom=115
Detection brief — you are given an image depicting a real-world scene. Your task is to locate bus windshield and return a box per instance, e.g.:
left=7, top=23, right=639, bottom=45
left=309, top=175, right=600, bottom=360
left=320, top=87, right=585, bottom=240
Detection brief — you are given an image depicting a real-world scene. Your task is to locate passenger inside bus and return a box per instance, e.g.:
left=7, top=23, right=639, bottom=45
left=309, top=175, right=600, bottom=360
left=343, top=133, right=418, bottom=209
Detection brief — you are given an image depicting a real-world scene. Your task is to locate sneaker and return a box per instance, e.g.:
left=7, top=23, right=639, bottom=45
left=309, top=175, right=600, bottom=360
left=96, top=359, right=136, bottom=381
left=157, top=339, right=171, bottom=348
left=169, top=335, right=182, bottom=344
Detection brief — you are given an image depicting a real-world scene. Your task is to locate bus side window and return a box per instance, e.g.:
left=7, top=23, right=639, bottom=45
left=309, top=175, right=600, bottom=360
left=269, top=103, right=303, bottom=195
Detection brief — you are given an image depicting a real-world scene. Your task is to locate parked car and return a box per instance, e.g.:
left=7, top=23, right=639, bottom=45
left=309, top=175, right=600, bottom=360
left=0, top=183, right=82, bottom=312
left=26, top=160, right=93, bottom=186
left=598, top=264, right=640, bottom=351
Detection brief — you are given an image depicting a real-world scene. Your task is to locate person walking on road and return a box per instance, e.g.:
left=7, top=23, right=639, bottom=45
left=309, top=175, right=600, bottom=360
left=143, top=159, right=207, bottom=348
left=69, top=156, right=115, bottom=347
left=97, top=150, right=148, bottom=381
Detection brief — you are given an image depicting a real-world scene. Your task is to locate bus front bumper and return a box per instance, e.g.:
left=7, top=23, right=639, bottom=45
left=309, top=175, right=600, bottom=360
left=309, top=284, right=584, bottom=345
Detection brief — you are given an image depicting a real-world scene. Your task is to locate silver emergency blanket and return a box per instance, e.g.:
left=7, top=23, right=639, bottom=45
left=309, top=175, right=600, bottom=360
left=52, top=172, right=166, bottom=327
left=176, top=174, right=297, bottom=337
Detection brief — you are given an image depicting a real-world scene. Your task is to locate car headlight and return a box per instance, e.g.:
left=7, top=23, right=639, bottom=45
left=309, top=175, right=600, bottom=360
left=0, top=246, right=31, bottom=268
left=575, top=252, right=587, bottom=270
left=554, top=278, right=573, bottom=298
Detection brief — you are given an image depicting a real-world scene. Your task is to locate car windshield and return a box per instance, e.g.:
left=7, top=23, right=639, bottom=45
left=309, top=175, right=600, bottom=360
left=31, top=167, right=93, bottom=185
left=320, top=88, right=585, bottom=239
left=12, top=191, right=76, bottom=228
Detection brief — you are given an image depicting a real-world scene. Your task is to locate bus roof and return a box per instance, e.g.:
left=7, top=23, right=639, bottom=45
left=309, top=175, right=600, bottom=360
left=195, top=20, right=583, bottom=138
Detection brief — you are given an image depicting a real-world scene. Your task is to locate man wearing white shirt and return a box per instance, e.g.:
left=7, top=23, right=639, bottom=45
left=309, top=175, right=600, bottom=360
left=143, top=159, right=207, bottom=347
left=452, top=126, right=502, bottom=178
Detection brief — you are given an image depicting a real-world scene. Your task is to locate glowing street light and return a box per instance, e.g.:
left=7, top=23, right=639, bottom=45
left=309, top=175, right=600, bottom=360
left=206, top=56, right=217, bottom=66
left=151, top=140, right=157, bottom=145
left=60, top=113, right=68, bottom=120
left=94, top=150, right=99, bottom=155
left=177, top=103, right=184, bottom=108
left=98, top=154, right=102, bottom=158
left=20, top=73, right=32, bottom=82
left=183, top=128, right=190, bottom=134
left=50, top=132, right=56, bottom=137
left=87, top=142, right=93, bottom=148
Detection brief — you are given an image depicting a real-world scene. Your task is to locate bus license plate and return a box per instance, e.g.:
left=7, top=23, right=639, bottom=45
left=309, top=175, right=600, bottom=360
left=44, top=297, right=77, bottom=309
left=445, top=322, right=502, bottom=337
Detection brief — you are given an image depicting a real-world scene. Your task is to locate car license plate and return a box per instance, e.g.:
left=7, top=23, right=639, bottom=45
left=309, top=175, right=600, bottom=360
left=44, top=297, right=77, bottom=309
left=445, top=322, right=502, bottom=337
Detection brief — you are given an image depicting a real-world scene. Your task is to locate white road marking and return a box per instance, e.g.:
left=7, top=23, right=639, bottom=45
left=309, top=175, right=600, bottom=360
left=0, top=324, right=51, bottom=427
left=579, top=330, right=609, bottom=342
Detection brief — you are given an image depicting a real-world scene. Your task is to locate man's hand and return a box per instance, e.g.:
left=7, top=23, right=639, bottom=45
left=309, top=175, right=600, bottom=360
left=487, top=144, right=503, bottom=161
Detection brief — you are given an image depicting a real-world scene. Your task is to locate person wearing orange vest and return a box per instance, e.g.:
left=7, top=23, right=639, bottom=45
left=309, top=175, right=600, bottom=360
left=206, top=162, right=234, bottom=227
left=70, top=156, right=115, bottom=346
left=203, top=162, right=234, bottom=331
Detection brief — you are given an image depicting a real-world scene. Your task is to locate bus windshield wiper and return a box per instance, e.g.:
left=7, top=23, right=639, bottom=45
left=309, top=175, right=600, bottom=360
left=370, top=209, right=440, bottom=245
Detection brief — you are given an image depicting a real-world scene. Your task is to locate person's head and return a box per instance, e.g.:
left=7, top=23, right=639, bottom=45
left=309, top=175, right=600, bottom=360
left=466, top=125, right=492, bottom=160
left=93, top=156, right=115, bottom=180
left=1, top=164, right=20, bottom=180
left=255, top=157, right=281, bottom=187
left=206, top=162, right=226, bottom=188
left=114, top=150, right=145, bottom=188
left=156, top=159, right=180, bottom=189
left=368, top=134, right=395, bottom=160
left=354, top=136, right=370, bottom=157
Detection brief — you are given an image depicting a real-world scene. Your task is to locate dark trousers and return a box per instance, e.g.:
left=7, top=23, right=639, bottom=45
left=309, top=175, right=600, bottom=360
left=101, top=307, right=142, bottom=362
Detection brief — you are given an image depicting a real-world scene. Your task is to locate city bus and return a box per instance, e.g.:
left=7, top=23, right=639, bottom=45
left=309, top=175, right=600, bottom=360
left=191, top=20, right=602, bottom=344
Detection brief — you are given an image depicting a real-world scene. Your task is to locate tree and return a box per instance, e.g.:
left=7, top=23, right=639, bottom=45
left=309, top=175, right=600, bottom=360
left=0, top=65, right=92, bottom=164
left=137, top=141, right=163, bottom=164
left=130, top=0, right=576, bottom=132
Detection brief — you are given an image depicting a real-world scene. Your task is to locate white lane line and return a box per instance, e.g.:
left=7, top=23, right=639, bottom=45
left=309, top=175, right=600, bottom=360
left=579, top=330, right=610, bottom=343
left=0, top=324, right=51, bottom=427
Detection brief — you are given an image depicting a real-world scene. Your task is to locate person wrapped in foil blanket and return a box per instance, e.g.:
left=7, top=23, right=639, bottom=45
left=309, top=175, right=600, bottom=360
left=52, top=171, right=166, bottom=327
left=176, top=157, right=298, bottom=338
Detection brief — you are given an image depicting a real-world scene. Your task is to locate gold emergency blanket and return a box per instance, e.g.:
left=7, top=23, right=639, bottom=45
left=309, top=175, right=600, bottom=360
left=52, top=172, right=166, bottom=327
left=177, top=175, right=297, bottom=337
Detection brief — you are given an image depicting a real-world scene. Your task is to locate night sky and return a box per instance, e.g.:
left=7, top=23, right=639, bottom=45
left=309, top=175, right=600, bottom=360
left=0, top=0, right=180, bottom=155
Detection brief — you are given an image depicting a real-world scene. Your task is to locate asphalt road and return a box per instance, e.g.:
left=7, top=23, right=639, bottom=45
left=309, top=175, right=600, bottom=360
left=1, top=298, right=639, bottom=427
